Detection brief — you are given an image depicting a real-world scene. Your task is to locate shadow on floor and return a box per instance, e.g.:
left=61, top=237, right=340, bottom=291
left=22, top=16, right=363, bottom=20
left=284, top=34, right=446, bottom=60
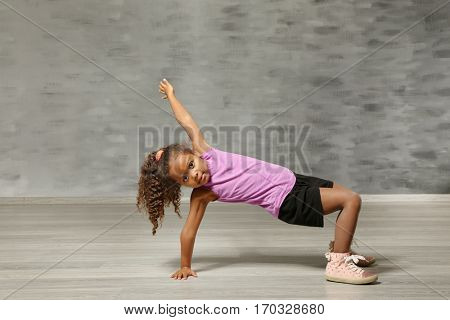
left=168, top=250, right=398, bottom=274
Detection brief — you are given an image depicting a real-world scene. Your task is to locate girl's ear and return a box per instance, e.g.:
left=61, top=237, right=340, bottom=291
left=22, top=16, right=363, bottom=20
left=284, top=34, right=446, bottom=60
left=155, top=149, right=164, bottom=161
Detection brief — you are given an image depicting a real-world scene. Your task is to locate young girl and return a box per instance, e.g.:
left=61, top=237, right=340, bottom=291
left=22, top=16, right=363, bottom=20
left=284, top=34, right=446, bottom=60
left=136, top=78, right=378, bottom=285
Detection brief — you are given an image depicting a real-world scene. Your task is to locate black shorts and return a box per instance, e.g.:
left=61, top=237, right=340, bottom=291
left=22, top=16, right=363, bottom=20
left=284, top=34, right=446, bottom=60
left=278, top=172, right=334, bottom=228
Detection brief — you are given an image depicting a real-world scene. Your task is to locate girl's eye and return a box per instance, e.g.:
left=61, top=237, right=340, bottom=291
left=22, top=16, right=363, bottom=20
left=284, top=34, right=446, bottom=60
left=182, top=161, right=194, bottom=182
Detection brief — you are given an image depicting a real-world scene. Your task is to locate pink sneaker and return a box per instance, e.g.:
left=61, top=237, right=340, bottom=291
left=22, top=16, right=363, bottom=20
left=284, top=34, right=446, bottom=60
left=324, top=251, right=378, bottom=285
left=328, top=240, right=376, bottom=267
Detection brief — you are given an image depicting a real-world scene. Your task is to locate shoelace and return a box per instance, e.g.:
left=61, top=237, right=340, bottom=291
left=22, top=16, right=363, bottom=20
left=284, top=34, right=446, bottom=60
left=324, top=253, right=367, bottom=263
left=345, top=254, right=367, bottom=265
left=328, top=241, right=373, bottom=262
left=324, top=253, right=367, bottom=274
left=344, top=255, right=367, bottom=274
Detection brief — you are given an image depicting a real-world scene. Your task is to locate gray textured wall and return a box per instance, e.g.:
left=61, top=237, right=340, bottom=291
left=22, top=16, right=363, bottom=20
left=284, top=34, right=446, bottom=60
left=0, top=0, right=449, bottom=197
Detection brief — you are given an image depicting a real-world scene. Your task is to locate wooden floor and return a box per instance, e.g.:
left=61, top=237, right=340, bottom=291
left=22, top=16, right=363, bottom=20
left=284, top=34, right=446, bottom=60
left=1, top=201, right=449, bottom=300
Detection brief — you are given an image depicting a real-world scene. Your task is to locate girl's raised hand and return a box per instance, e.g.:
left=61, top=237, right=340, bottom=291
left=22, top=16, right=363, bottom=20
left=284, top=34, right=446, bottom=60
left=170, top=267, right=198, bottom=280
left=159, top=78, right=175, bottom=99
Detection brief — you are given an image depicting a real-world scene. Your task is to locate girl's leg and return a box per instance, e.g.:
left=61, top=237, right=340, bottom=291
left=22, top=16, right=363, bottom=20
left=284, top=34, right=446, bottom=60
left=319, top=183, right=362, bottom=253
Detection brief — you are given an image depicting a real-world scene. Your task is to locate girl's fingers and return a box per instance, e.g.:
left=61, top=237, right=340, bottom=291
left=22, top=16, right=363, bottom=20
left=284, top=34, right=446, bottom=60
left=169, top=271, right=198, bottom=280
left=170, top=270, right=198, bottom=280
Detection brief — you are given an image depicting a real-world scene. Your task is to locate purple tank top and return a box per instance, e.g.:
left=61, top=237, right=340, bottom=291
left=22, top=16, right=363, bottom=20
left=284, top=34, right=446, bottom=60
left=200, top=146, right=296, bottom=218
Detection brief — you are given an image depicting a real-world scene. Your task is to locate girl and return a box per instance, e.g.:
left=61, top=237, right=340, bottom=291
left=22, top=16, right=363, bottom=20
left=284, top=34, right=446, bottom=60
left=136, top=79, right=378, bottom=285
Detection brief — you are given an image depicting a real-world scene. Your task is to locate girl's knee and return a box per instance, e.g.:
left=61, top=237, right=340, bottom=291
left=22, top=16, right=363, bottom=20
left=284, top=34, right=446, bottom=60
left=343, top=192, right=361, bottom=208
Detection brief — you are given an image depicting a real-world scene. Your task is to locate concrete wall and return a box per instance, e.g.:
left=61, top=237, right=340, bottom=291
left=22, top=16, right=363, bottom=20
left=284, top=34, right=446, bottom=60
left=0, top=0, right=449, bottom=196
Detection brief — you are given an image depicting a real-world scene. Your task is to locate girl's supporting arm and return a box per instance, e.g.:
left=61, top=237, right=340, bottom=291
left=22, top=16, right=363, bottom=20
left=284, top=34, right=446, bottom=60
left=179, top=189, right=210, bottom=268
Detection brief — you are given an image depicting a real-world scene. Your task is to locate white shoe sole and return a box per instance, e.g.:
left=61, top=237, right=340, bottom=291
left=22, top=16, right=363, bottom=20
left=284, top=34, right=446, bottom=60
left=325, top=274, right=378, bottom=285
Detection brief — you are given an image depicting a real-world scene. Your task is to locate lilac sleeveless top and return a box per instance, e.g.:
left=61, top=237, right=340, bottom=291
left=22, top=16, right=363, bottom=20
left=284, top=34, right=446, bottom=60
left=200, top=146, right=296, bottom=218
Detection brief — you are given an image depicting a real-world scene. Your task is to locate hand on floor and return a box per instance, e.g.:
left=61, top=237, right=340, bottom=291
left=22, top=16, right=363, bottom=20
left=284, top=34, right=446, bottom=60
left=170, top=267, right=198, bottom=280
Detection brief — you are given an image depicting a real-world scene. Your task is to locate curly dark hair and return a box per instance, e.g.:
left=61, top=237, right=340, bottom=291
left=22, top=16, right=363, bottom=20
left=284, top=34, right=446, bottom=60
left=136, top=140, right=193, bottom=236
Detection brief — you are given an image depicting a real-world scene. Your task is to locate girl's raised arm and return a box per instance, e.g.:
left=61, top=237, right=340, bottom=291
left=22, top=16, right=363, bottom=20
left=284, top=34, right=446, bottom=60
left=159, top=79, right=211, bottom=155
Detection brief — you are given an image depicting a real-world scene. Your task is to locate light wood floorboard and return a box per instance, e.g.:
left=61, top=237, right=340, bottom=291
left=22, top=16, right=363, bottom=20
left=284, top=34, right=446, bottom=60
left=1, top=202, right=449, bottom=299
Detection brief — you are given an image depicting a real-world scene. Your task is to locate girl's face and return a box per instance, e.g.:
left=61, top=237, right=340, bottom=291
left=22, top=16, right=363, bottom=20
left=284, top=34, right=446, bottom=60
left=168, top=151, right=210, bottom=188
